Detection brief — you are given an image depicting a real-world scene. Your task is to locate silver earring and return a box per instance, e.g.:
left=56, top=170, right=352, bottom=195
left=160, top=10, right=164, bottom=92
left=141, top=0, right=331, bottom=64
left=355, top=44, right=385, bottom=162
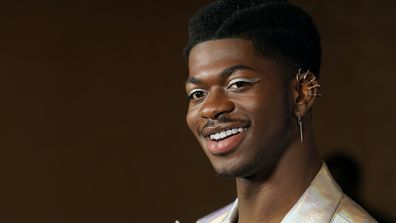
left=308, top=84, right=321, bottom=90
left=296, top=68, right=301, bottom=81
left=297, top=113, right=303, bottom=143
left=296, top=69, right=310, bottom=82
left=296, top=68, right=322, bottom=98
left=296, top=68, right=302, bottom=81
left=308, top=92, right=322, bottom=97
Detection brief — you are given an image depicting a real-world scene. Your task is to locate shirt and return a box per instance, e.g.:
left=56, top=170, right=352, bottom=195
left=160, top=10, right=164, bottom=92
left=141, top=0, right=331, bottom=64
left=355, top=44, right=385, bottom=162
left=196, top=163, right=377, bottom=223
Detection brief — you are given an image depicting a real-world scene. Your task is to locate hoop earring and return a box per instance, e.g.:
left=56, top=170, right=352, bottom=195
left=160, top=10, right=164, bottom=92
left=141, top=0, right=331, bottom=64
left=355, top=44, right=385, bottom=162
left=297, top=112, right=303, bottom=143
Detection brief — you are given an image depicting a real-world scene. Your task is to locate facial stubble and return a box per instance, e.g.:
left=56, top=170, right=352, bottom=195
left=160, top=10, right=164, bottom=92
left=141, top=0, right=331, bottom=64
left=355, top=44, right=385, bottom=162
left=215, top=89, right=293, bottom=180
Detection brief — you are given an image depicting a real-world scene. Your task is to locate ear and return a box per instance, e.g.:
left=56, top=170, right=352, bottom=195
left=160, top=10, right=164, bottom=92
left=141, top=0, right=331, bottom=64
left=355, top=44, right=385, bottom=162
left=292, top=70, right=321, bottom=118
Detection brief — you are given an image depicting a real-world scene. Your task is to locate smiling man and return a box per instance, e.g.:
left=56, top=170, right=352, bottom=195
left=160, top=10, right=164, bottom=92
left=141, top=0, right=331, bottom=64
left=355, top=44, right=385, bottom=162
left=184, top=0, right=376, bottom=223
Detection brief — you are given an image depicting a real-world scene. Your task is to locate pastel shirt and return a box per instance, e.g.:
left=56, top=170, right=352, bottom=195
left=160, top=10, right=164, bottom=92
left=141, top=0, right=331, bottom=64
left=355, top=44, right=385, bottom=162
left=196, top=164, right=377, bottom=223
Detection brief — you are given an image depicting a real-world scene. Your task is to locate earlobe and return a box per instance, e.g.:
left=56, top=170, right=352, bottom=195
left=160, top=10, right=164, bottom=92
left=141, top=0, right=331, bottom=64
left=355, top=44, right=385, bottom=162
left=293, top=69, right=321, bottom=117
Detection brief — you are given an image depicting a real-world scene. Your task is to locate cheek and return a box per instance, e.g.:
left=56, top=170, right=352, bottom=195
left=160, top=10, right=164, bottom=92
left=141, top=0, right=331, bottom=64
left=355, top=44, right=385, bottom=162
left=186, top=108, right=206, bottom=147
left=186, top=107, right=199, bottom=134
left=237, top=91, right=285, bottom=125
left=238, top=94, right=272, bottom=117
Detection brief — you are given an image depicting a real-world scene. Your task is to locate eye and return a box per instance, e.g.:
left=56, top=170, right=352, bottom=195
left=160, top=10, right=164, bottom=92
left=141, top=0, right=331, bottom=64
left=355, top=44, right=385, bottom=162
left=227, top=78, right=258, bottom=90
left=188, top=89, right=207, bottom=101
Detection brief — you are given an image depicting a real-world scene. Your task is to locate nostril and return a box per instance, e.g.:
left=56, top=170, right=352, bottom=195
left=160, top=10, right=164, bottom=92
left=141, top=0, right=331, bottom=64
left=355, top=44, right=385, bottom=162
left=199, top=98, right=235, bottom=120
left=213, top=110, right=230, bottom=120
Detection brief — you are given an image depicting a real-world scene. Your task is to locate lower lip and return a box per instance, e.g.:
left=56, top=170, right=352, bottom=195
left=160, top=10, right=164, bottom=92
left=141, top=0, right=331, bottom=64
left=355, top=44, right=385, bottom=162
left=206, top=132, right=246, bottom=155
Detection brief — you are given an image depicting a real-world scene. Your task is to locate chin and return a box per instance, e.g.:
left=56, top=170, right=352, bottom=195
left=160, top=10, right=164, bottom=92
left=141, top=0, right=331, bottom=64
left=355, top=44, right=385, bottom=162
left=215, top=166, right=256, bottom=178
left=211, top=147, right=281, bottom=179
left=211, top=157, right=260, bottom=178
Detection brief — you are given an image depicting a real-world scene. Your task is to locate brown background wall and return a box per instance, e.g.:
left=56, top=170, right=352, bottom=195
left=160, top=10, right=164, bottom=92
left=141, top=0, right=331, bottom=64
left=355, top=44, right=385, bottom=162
left=0, top=0, right=395, bottom=222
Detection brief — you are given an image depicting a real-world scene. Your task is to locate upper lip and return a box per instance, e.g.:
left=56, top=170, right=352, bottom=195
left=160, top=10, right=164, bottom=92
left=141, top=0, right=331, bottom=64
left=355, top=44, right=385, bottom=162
left=201, top=123, right=250, bottom=137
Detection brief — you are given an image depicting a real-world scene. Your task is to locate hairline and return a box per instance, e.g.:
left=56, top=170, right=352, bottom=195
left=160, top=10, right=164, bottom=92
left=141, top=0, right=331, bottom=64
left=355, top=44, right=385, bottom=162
left=185, top=36, right=298, bottom=84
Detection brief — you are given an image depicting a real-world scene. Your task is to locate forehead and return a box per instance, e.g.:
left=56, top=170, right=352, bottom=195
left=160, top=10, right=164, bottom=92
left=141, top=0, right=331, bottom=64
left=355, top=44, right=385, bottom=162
left=188, top=39, right=261, bottom=75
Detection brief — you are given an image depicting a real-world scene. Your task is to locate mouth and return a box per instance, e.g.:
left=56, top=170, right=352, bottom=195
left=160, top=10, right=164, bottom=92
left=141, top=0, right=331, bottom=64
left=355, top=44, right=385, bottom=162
left=208, top=127, right=248, bottom=141
left=203, top=125, right=249, bottom=155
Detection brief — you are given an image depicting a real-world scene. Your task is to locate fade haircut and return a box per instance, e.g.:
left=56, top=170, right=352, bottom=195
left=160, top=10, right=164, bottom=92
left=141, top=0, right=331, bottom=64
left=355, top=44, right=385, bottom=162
left=184, top=0, right=322, bottom=80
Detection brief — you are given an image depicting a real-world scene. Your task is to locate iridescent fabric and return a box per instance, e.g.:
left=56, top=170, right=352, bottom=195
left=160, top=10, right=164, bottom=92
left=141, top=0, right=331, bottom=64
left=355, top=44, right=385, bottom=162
left=196, top=163, right=377, bottom=223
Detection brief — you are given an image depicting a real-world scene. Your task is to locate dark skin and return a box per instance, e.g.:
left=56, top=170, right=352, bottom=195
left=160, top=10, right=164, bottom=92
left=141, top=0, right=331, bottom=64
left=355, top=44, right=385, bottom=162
left=186, top=39, right=322, bottom=223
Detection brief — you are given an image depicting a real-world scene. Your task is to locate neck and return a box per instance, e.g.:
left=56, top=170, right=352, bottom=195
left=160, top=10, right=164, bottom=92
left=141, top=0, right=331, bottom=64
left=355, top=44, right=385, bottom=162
left=236, top=127, right=321, bottom=223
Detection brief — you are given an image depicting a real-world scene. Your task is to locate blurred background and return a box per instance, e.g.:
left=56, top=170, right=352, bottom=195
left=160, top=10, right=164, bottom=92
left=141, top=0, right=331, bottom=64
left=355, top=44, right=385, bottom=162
left=0, top=0, right=395, bottom=222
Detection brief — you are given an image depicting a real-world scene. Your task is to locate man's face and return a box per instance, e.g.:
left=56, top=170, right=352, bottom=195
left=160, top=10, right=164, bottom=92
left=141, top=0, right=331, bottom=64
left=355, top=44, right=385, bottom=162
left=185, top=39, right=295, bottom=178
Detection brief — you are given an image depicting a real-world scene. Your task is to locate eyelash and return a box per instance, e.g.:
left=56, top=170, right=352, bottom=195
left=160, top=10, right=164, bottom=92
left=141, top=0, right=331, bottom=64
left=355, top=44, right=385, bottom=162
left=187, top=89, right=207, bottom=101
left=226, top=78, right=257, bottom=89
left=187, top=78, right=258, bottom=101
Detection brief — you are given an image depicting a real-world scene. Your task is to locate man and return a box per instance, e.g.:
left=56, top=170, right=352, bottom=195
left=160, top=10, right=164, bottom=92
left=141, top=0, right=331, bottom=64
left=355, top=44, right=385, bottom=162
left=183, top=0, right=377, bottom=222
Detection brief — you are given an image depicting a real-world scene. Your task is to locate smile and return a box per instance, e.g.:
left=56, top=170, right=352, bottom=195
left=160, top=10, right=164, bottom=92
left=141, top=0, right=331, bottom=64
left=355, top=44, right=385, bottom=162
left=205, top=125, right=249, bottom=155
left=209, top=127, right=248, bottom=141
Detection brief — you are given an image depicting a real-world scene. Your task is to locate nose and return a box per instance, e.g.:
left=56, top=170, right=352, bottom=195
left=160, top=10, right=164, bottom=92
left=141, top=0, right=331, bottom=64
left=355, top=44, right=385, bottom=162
left=199, top=88, right=235, bottom=120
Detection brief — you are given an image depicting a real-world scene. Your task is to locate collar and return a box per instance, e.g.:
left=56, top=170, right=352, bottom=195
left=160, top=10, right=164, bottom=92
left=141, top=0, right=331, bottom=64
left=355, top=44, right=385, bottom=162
left=223, top=163, right=343, bottom=223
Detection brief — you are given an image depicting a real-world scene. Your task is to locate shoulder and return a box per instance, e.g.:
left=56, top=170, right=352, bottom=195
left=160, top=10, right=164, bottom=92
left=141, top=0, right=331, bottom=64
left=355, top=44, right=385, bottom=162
left=332, top=194, right=377, bottom=223
left=196, top=202, right=235, bottom=223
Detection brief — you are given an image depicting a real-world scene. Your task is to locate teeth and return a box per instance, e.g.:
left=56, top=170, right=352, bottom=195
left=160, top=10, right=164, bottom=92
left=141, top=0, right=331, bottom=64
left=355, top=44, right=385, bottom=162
left=209, top=127, right=247, bottom=141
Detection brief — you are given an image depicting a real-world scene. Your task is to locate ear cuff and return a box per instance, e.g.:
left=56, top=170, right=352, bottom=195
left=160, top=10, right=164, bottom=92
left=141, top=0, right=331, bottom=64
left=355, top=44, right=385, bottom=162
left=296, top=68, right=322, bottom=98
left=295, top=69, right=322, bottom=144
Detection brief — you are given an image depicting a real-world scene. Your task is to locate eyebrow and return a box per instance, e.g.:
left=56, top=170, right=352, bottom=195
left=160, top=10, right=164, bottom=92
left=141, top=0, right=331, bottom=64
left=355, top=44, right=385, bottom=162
left=185, top=64, right=255, bottom=85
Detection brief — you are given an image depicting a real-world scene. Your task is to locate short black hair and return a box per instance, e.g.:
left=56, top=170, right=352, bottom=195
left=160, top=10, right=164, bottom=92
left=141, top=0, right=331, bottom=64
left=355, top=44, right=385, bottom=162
left=184, top=0, right=322, bottom=79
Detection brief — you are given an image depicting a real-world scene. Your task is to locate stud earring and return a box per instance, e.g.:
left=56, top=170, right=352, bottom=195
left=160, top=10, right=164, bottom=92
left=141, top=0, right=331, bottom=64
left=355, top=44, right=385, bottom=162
left=297, top=112, right=303, bottom=143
